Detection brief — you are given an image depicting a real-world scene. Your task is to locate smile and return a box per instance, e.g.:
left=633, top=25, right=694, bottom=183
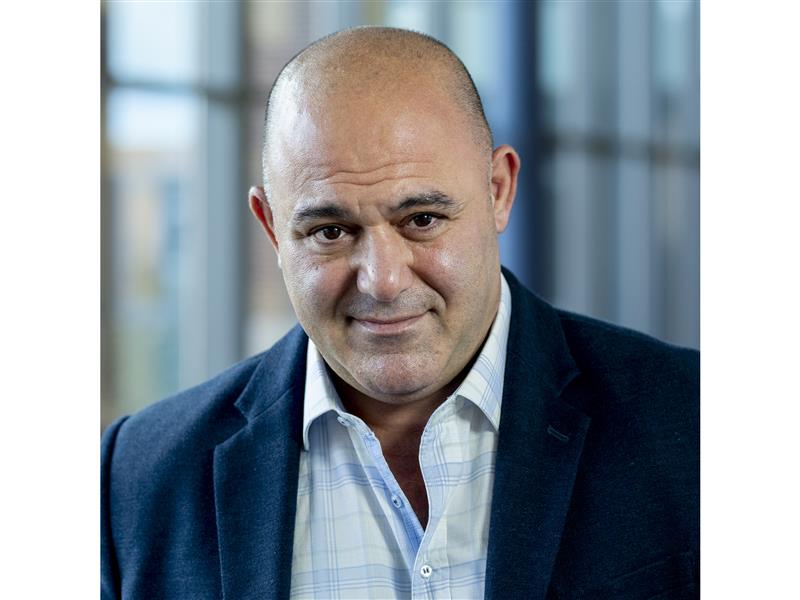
left=352, top=313, right=426, bottom=335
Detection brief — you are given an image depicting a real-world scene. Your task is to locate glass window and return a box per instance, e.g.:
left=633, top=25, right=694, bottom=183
left=103, top=0, right=700, bottom=430
left=105, top=89, right=202, bottom=418
left=106, top=1, right=200, bottom=85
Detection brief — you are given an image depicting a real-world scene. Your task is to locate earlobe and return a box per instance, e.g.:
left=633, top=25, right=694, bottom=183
left=490, top=145, right=521, bottom=233
left=248, top=186, right=281, bottom=254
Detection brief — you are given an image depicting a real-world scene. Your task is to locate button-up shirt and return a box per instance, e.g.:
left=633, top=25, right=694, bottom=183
left=290, top=275, right=511, bottom=599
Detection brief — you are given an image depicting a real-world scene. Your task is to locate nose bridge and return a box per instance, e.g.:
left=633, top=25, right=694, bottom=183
left=354, top=225, right=413, bottom=302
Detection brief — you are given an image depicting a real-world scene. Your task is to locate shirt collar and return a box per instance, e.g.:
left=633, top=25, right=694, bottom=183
left=302, top=337, right=346, bottom=451
left=452, top=273, right=511, bottom=431
left=301, top=274, right=512, bottom=450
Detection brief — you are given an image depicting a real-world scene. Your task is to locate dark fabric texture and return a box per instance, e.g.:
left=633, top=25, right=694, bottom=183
left=102, top=268, right=699, bottom=599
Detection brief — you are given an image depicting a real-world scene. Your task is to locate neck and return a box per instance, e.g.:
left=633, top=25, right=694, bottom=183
left=332, top=352, right=478, bottom=446
left=337, top=381, right=451, bottom=442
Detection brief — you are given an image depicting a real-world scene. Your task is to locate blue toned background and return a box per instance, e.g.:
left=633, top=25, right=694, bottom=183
left=101, top=1, right=699, bottom=428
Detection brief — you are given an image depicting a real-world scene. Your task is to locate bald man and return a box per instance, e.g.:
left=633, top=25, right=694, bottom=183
left=102, top=27, right=699, bottom=600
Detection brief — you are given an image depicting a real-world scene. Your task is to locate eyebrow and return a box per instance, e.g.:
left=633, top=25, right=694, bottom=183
left=291, top=205, right=350, bottom=225
left=396, top=191, right=457, bottom=212
left=291, top=190, right=459, bottom=226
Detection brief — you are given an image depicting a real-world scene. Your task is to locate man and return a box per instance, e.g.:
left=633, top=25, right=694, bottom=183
left=102, top=27, right=699, bottom=599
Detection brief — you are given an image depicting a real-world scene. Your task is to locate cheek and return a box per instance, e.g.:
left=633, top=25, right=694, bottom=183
left=281, top=248, right=349, bottom=324
left=415, top=223, right=494, bottom=306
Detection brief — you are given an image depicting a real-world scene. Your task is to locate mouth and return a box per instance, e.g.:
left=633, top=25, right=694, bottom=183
left=351, top=313, right=426, bottom=335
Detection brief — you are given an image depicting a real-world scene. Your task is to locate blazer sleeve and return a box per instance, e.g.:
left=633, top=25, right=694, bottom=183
left=101, top=416, right=128, bottom=600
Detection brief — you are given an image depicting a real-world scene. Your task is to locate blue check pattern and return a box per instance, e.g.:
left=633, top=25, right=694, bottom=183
left=290, top=275, right=511, bottom=600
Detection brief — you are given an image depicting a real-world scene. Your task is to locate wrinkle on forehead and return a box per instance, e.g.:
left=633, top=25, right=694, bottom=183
left=268, top=71, right=468, bottom=171
left=282, top=109, right=469, bottom=184
left=301, top=160, right=436, bottom=188
left=267, top=71, right=488, bottom=214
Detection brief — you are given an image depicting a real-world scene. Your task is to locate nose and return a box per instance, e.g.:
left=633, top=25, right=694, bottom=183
left=353, top=227, right=414, bottom=302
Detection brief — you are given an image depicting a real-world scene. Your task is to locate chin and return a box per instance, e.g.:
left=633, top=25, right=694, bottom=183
left=353, top=354, right=442, bottom=401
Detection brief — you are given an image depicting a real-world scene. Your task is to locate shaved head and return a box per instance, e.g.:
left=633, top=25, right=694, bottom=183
left=261, top=26, right=493, bottom=196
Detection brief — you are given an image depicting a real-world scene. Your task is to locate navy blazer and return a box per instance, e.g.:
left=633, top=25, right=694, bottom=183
left=102, top=269, right=699, bottom=599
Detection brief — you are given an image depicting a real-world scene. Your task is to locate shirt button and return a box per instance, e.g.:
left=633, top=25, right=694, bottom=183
left=420, top=564, right=433, bottom=579
left=391, top=494, right=402, bottom=508
left=336, top=416, right=350, bottom=427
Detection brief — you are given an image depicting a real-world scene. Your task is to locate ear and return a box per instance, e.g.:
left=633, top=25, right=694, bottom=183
left=248, top=186, right=280, bottom=256
left=489, top=144, right=521, bottom=233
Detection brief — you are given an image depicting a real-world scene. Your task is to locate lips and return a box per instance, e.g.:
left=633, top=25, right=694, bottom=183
left=352, top=313, right=426, bottom=335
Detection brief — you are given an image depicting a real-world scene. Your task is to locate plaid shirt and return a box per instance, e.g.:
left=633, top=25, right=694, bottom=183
left=290, top=275, right=511, bottom=599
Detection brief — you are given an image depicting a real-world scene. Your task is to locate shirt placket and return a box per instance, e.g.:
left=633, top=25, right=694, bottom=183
left=339, top=413, right=424, bottom=570
left=412, top=402, right=462, bottom=600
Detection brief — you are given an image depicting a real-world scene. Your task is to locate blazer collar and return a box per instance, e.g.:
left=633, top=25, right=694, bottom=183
left=485, top=269, right=592, bottom=600
left=213, top=326, right=307, bottom=600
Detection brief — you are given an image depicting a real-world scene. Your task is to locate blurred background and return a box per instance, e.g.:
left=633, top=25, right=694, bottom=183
left=101, top=0, right=699, bottom=428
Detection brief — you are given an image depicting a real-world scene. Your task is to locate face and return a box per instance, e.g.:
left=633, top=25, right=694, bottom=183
left=251, top=72, right=519, bottom=406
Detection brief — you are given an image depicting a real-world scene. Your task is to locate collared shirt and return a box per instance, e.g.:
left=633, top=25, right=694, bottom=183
left=290, top=275, right=511, bottom=599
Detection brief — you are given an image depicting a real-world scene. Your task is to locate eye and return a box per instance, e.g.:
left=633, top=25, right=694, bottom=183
left=409, top=213, right=438, bottom=229
left=312, top=225, right=345, bottom=241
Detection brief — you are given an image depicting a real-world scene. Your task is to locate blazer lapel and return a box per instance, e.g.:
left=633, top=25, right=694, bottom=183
left=213, top=327, right=307, bottom=600
left=485, top=272, right=592, bottom=600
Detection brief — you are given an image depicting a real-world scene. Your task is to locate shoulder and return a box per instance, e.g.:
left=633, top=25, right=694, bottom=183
left=554, top=309, right=699, bottom=473
left=101, top=351, right=262, bottom=499
left=503, top=267, right=698, bottom=420
left=554, top=309, right=699, bottom=441
left=102, top=325, right=307, bottom=482
left=557, top=309, right=699, bottom=398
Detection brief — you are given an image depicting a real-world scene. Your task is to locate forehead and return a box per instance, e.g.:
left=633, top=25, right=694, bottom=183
left=267, top=73, right=485, bottom=210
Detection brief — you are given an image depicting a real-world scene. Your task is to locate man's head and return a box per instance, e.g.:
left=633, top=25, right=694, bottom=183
left=250, top=26, right=520, bottom=407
